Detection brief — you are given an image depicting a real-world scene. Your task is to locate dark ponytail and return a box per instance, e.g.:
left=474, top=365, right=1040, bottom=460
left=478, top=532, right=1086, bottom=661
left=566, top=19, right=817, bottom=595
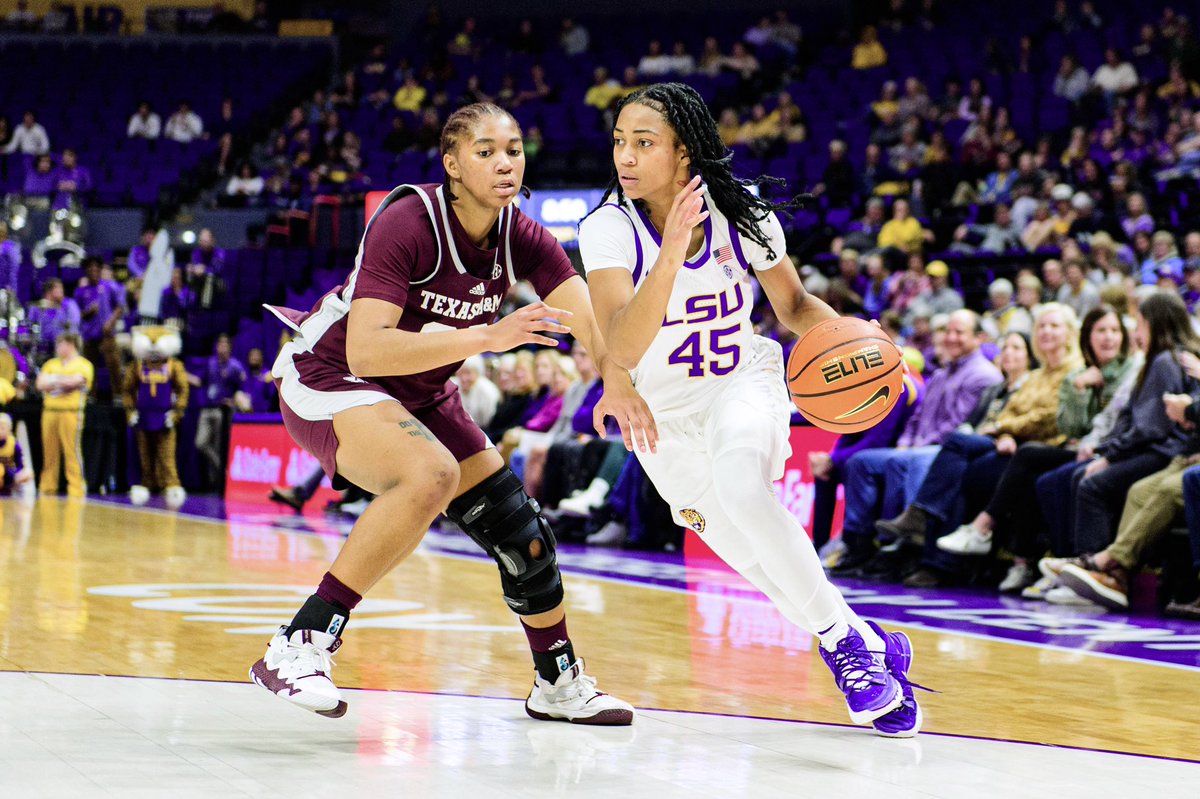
left=596, top=82, right=809, bottom=261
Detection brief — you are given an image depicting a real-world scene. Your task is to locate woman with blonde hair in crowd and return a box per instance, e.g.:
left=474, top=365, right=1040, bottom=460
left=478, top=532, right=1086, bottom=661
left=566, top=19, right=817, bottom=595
left=1087, top=232, right=1129, bottom=286
left=934, top=304, right=1138, bottom=591
left=1139, top=230, right=1183, bottom=285
left=880, top=303, right=1084, bottom=587
left=484, top=349, right=539, bottom=444
left=499, top=349, right=578, bottom=463
left=1040, top=292, right=1200, bottom=604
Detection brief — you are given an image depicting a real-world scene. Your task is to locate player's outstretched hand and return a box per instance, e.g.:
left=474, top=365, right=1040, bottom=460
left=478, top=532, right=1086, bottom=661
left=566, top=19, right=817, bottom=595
left=489, top=302, right=572, bottom=351
left=593, top=377, right=658, bottom=454
left=661, top=175, right=709, bottom=262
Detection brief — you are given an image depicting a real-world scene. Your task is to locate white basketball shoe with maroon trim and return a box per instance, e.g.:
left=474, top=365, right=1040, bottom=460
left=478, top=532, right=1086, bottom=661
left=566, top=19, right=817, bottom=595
left=525, top=659, right=635, bottom=725
left=250, top=626, right=347, bottom=718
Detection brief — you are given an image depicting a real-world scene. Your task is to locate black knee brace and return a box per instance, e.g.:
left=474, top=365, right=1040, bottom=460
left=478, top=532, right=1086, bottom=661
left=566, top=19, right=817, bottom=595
left=446, top=467, right=563, bottom=615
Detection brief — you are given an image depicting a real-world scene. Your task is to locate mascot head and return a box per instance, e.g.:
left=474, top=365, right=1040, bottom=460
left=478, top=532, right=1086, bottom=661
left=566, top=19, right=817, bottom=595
left=131, top=325, right=182, bottom=363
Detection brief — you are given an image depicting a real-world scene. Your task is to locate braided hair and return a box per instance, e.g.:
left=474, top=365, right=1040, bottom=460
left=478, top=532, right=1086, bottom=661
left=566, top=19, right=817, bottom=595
left=596, top=82, right=808, bottom=262
left=440, top=102, right=531, bottom=202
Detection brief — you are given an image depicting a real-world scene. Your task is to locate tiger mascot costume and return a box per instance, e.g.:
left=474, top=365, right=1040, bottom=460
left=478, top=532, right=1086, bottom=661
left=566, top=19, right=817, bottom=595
left=123, top=325, right=189, bottom=508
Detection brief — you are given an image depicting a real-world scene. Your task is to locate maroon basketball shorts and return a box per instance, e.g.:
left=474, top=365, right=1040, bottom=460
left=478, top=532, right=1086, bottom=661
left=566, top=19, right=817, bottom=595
left=274, top=342, right=490, bottom=488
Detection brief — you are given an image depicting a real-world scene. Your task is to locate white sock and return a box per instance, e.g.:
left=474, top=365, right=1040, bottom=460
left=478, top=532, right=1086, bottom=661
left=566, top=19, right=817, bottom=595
left=818, top=621, right=850, bottom=652
left=832, top=588, right=886, bottom=653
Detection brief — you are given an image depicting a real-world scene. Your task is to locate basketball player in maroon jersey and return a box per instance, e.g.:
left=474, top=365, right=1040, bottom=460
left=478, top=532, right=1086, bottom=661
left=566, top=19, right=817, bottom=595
left=250, top=103, right=653, bottom=724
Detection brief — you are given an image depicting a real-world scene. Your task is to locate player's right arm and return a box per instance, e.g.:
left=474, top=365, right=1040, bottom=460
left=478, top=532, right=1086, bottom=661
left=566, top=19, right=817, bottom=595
left=345, top=199, right=571, bottom=378
left=345, top=298, right=570, bottom=378
left=582, top=177, right=708, bottom=370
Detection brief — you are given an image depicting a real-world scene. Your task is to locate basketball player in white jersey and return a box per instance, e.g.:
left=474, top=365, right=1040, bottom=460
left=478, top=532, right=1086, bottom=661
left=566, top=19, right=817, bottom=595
left=579, top=83, right=924, bottom=736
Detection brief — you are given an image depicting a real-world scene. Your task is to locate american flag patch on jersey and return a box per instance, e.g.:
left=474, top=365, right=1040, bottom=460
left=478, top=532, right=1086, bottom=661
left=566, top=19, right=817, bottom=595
left=714, top=245, right=734, bottom=265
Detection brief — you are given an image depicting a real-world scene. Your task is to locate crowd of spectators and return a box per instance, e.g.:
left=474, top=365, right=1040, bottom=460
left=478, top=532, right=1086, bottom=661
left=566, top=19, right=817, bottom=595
left=808, top=287, right=1200, bottom=620
left=0, top=94, right=234, bottom=212
left=2, top=0, right=278, bottom=35
left=0, top=224, right=277, bottom=496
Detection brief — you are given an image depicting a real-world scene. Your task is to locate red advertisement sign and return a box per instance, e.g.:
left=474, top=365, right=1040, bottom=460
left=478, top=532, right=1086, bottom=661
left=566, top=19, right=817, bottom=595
left=684, top=425, right=843, bottom=562
left=365, top=190, right=389, bottom=223
left=225, top=421, right=342, bottom=512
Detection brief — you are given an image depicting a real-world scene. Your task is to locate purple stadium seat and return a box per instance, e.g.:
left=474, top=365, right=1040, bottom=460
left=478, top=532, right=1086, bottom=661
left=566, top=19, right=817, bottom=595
left=824, top=207, right=852, bottom=230
left=765, top=157, right=802, bottom=184
left=1038, top=99, right=1070, bottom=132
left=130, top=184, right=159, bottom=205
left=391, top=152, right=426, bottom=184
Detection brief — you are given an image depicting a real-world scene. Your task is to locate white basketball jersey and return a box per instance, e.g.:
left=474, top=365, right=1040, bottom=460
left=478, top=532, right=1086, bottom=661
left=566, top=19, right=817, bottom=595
left=578, top=192, right=787, bottom=419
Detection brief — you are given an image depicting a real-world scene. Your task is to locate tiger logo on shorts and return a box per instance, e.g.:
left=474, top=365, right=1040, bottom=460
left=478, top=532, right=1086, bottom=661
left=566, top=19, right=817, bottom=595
left=678, top=508, right=706, bottom=533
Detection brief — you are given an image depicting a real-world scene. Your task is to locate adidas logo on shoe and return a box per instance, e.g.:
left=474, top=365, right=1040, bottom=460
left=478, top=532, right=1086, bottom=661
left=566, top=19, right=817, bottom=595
left=469, top=282, right=486, bottom=296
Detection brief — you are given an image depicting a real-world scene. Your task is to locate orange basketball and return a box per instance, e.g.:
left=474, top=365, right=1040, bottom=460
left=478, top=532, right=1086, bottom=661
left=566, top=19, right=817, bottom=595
left=786, top=317, right=904, bottom=434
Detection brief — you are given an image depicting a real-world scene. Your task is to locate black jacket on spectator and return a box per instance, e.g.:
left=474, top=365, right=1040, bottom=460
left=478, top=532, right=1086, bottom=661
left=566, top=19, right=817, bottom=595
left=822, top=159, right=858, bottom=207
left=485, top=393, right=533, bottom=443
left=1099, top=350, right=1193, bottom=462
left=963, top=379, right=1018, bottom=430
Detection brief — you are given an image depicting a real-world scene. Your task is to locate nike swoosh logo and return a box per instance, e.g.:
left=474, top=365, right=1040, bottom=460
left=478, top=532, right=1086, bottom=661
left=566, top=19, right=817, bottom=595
left=835, top=385, right=891, bottom=420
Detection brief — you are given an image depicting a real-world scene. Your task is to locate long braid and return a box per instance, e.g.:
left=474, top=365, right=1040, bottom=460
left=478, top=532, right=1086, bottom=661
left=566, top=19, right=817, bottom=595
left=595, top=82, right=809, bottom=261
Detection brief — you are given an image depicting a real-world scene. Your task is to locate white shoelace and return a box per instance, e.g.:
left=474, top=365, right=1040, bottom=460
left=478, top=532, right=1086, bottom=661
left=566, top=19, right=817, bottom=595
left=830, top=646, right=886, bottom=692
left=552, top=671, right=599, bottom=702
left=282, top=641, right=335, bottom=676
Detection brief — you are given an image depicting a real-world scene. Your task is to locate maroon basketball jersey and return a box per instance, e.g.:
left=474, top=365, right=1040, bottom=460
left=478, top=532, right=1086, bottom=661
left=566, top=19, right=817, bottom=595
left=267, top=183, right=576, bottom=410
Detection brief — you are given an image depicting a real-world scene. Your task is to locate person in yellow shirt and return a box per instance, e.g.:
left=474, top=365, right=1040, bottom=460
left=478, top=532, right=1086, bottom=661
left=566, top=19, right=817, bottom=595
left=852, top=26, right=887, bottom=70
left=737, top=103, right=782, bottom=155
left=392, top=75, right=427, bottom=113
left=583, top=66, right=624, bottom=111
left=717, top=108, right=742, bottom=146
left=871, top=81, right=900, bottom=120
left=1157, top=63, right=1200, bottom=104
left=36, top=333, right=93, bottom=497
left=877, top=198, right=934, bottom=253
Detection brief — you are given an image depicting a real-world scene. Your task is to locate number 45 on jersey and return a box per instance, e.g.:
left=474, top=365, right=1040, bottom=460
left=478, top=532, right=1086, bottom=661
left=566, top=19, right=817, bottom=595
left=668, top=324, right=741, bottom=377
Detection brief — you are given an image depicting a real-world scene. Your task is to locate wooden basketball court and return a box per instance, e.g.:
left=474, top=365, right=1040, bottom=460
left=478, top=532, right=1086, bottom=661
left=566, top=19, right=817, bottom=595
left=1, top=497, right=1196, bottom=796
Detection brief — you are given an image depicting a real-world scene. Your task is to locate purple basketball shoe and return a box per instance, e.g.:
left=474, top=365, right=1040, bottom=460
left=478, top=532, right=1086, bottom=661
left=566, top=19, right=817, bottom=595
left=819, top=627, right=902, bottom=725
left=866, top=620, right=923, bottom=738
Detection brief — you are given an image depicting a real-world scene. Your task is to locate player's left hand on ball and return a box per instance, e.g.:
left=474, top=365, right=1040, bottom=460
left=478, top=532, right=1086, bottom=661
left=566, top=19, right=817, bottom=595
left=593, top=381, right=657, bottom=454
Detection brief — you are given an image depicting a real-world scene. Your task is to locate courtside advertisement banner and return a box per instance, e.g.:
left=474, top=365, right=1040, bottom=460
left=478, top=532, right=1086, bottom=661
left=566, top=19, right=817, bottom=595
left=225, top=419, right=342, bottom=511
